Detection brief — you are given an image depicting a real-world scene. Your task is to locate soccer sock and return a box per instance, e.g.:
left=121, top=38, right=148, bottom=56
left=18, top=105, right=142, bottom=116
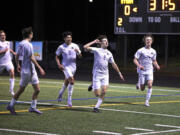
left=9, top=78, right=15, bottom=92
left=146, top=88, right=152, bottom=102
left=95, top=98, right=103, bottom=109
left=68, top=84, right=74, bottom=103
left=31, top=100, right=37, bottom=109
left=59, top=83, right=67, bottom=95
left=9, top=98, right=16, bottom=107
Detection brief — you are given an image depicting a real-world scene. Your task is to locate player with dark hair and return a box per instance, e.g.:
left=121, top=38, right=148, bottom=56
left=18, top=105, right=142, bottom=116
left=134, top=34, right=160, bottom=106
left=0, top=30, right=16, bottom=96
left=84, top=35, right=124, bottom=113
left=56, top=31, right=82, bottom=107
left=7, top=27, right=45, bottom=115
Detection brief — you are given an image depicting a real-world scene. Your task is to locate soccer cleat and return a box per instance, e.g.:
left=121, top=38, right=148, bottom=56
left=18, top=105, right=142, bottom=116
left=57, top=94, right=63, bottom=102
left=29, top=107, right=42, bottom=114
left=92, top=108, right=100, bottom=113
left=67, top=102, right=72, bottom=107
left=7, top=104, right=16, bottom=115
left=88, top=84, right=93, bottom=92
left=145, top=102, right=150, bottom=107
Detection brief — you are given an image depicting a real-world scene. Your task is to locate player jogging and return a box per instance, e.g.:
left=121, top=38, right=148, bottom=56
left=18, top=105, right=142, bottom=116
left=7, top=27, right=45, bottom=115
left=0, top=30, right=16, bottom=96
left=56, top=31, right=82, bottom=107
left=84, top=35, right=124, bottom=113
left=134, top=34, right=160, bottom=107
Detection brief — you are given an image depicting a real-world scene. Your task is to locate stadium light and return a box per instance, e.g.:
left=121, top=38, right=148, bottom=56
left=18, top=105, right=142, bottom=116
left=89, top=0, right=93, bottom=3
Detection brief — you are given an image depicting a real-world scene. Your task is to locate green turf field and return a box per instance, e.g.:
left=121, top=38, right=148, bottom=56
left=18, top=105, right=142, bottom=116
left=0, top=76, right=180, bottom=135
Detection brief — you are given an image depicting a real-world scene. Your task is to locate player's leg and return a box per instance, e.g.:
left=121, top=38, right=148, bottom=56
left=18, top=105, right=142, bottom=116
left=8, top=68, right=15, bottom=96
left=67, top=76, right=74, bottom=107
left=136, top=74, right=140, bottom=90
left=29, top=73, right=42, bottom=114
left=57, top=79, right=69, bottom=102
left=139, top=74, right=146, bottom=91
left=145, top=74, right=153, bottom=107
left=88, top=74, right=93, bottom=91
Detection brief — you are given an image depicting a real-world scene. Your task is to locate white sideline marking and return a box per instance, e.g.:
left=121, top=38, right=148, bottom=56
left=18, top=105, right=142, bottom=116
left=1, top=100, right=180, bottom=118
left=0, top=128, right=58, bottom=135
left=93, top=130, right=122, bottom=135
left=155, top=124, right=180, bottom=129
left=125, top=127, right=154, bottom=132
left=131, top=129, right=180, bottom=135
left=0, top=78, right=180, bottom=92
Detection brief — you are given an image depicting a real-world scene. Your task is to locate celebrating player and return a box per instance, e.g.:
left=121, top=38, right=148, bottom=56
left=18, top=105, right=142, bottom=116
left=84, top=35, right=124, bottom=113
left=7, top=27, right=45, bottom=115
left=56, top=31, right=82, bottom=107
left=134, top=34, right=160, bottom=107
left=0, top=30, right=16, bottom=96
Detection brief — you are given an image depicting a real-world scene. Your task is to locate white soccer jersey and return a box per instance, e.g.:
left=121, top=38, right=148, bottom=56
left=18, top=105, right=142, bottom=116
left=91, top=47, right=114, bottom=75
left=134, top=47, right=157, bottom=75
left=17, top=40, right=36, bottom=74
left=0, top=41, right=12, bottom=65
left=56, top=43, right=81, bottom=71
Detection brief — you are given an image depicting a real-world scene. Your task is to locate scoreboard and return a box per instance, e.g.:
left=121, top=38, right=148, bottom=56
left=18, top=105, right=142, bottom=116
left=114, top=0, right=180, bottom=34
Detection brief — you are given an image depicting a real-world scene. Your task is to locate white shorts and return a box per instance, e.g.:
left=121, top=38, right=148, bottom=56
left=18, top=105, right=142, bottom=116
left=63, top=67, right=76, bottom=79
left=93, top=72, right=109, bottom=90
left=0, top=62, right=14, bottom=73
left=139, top=74, right=153, bottom=85
left=20, top=72, right=39, bottom=87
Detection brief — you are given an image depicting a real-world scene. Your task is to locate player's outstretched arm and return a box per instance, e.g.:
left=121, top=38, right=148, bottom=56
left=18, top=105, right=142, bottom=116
left=153, top=60, right=160, bottom=70
left=30, top=55, right=45, bottom=76
left=111, top=62, right=125, bottom=81
left=55, top=55, right=64, bottom=71
left=10, top=49, right=16, bottom=56
left=133, top=58, right=144, bottom=70
left=83, top=39, right=99, bottom=51
left=15, top=54, right=21, bottom=72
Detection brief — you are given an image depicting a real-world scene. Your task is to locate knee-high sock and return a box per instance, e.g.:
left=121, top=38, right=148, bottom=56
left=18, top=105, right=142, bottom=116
left=31, top=100, right=37, bottom=109
left=9, top=98, right=16, bottom=107
left=146, top=88, right=152, bottom=102
left=95, top=98, right=103, bottom=109
left=59, top=83, right=67, bottom=95
left=68, top=84, right=74, bottom=102
left=9, top=78, right=15, bottom=92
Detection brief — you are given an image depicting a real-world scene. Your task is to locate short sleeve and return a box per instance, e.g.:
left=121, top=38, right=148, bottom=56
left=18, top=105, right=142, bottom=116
left=134, top=49, right=141, bottom=59
left=108, top=53, right=115, bottom=64
left=17, top=44, right=23, bottom=55
left=56, top=46, right=63, bottom=56
left=90, top=47, right=98, bottom=53
left=152, top=50, right=157, bottom=61
left=75, top=44, right=81, bottom=54
left=28, top=44, right=34, bottom=57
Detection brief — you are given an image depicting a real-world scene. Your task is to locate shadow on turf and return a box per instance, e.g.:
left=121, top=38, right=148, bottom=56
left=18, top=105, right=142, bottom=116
left=103, top=101, right=140, bottom=106
left=57, top=107, right=92, bottom=113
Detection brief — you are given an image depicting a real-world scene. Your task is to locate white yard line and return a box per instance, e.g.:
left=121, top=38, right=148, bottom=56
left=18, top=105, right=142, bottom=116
left=93, top=130, right=122, bottom=135
left=131, top=129, right=180, bottom=135
left=125, top=127, right=154, bottom=132
left=155, top=124, right=180, bottom=129
left=0, top=128, right=58, bottom=135
left=0, top=78, right=180, bottom=92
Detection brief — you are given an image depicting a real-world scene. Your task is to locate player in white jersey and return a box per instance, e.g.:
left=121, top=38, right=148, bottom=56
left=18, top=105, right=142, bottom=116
left=134, top=34, right=160, bottom=107
left=56, top=31, right=81, bottom=107
left=0, top=30, right=16, bottom=96
left=84, top=35, right=124, bottom=112
left=7, top=27, right=45, bottom=115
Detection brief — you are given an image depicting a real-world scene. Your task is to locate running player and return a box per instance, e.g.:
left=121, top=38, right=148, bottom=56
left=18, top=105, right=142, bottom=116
left=56, top=31, right=82, bottom=107
left=134, top=34, right=160, bottom=107
left=84, top=35, right=124, bottom=113
left=7, top=27, right=45, bottom=115
left=0, top=30, right=16, bottom=96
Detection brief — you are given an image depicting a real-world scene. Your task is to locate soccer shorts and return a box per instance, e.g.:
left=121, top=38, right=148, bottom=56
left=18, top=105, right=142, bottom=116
left=139, top=74, right=153, bottom=85
left=63, top=67, right=76, bottom=79
left=0, top=62, right=14, bottom=73
left=20, top=71, right=39, bottom=87
left=93, top=72, right=109, bottom=90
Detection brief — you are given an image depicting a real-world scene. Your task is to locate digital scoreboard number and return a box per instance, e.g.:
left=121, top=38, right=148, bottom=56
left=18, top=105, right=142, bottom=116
left=114, top=0, right=180, bottom=34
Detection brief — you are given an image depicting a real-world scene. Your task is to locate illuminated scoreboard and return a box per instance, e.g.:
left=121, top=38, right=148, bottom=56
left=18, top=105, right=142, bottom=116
left=114, top=0, right=180, bottom=34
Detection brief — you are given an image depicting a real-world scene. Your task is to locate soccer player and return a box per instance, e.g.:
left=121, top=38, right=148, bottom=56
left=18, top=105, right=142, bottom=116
left=56, top=31, right=82, bottom=107
left=7, top=27, right=45, bottom=115
left=134, top=34, right=160, bottom=107
left=84, top=35, right=124, bottom=113
left=0, top=30, right=16, bottom=96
